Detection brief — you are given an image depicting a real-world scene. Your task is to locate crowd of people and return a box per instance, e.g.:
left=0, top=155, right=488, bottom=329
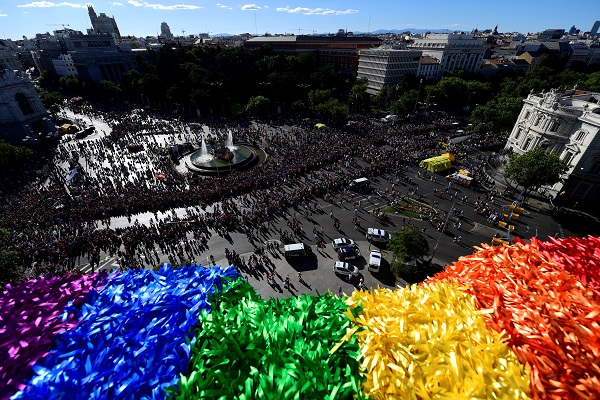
left=0, top=101, right=504, bottom=278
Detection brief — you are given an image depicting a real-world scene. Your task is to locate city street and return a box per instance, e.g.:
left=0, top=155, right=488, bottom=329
left=69, top=152, right=565, bottom=299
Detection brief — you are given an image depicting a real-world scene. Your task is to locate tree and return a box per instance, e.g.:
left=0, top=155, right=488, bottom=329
left=388, top=227, right=430, bottom=262
left=388, top=227, right=429, bottom=280
left=245, top=95, right=271, bottom=118
left=0, top=139, right=32, bottom=168
left=38, top=90, right=64, bottom=115
left=505, top=147, right=570, bottom=194
left=348, top=79, right=371, bottom=114
left=391, top=90, right=418, bottom=117
left=469, top=96, right=523, bottom=134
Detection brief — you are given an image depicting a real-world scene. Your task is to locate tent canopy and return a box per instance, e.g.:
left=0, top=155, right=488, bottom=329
left=315, top=123, right=326, bottom=128
left=419, top=156, right=452, bottom=173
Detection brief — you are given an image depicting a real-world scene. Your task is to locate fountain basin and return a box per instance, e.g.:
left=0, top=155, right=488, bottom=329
left=187, top=144, right=258, bottom=175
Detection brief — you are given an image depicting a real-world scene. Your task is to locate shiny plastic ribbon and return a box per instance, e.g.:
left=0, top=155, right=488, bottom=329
left=14, top=264, right=240, bottom=400
left=339, top=283, right=531, bottom=399
left=0, top=273, right=104, bottom=400
left=173, top=279, right=364, bottom=399
left=427, top=239, right=600, bottom=399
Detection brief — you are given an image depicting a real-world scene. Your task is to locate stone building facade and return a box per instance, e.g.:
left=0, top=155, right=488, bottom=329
left=504, top=88, right=600, bottom=210
left=0, top=69, right=56, bottom=145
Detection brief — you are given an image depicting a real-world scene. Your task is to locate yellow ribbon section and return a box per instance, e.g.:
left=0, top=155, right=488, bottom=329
left=339, top=283, right=531, bottom=399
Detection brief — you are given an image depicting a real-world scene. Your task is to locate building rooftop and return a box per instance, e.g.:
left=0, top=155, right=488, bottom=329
left=420, top=55, right=439, bottom=64
left=246, top=35, right=381, bottom=43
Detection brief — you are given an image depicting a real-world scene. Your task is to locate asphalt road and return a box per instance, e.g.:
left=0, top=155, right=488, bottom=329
left=73, top=163, right=563, bottom=299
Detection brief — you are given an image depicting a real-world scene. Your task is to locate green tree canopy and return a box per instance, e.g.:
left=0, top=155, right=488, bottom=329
left=38, top=90, right=64, bottom=115
left=469, top=97, right=523, bottom=134
left=505, top=147, right=570, bottom=193
left=245, top=95, right=271, bottom=118
left=388, top=227, right=430, bottom=262
left=391, top=90, right=418, bottom=117
left=0, top=139, right=32, bottom=168
left=348, top=79, right=371, bottom=114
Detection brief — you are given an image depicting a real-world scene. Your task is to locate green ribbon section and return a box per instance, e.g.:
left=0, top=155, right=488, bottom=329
left=170, top=279, right=364, bottom=399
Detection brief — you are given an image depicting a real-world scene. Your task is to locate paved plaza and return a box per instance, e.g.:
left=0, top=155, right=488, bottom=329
left=43, top=108, right=570, bottom=300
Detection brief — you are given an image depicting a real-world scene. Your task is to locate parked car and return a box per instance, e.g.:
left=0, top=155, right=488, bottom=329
left=333, top=261, right=360, bottom=277
left=284, top=243, right=311, bottom=258
left=336, top=245, right=361, bottom=261
left=368, top=250, right=382, bottom=272
left=332, top=237, right=356, bottom=250
left=366, top=228, right=392, bottom=244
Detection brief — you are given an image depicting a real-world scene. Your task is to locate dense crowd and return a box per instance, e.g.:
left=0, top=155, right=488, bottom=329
left=0, top=102, right=503, bottom=277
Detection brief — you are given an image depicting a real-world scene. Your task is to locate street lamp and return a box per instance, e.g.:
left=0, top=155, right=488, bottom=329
left=298, top=83, right=310, bottom=111
left=430, top=196, right=456, bottom=260
left=413, top=78, right=423, bottom=114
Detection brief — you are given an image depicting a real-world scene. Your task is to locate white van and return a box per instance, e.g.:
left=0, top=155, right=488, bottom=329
left=349, top=177, right=369, bottom=192
left=284, top=243, right=311, bottom=258
left=366, top=228, right=392, bottom=244
left=368, top=250, right=382, bottom=272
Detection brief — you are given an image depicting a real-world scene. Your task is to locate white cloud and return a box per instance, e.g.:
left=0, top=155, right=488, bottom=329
left=241, top=4, right=260, bottom=10
left=17, top=1, right=54, bottom=7
left=216, top=3, right=231, bottom=9
left=112, top=2, right=124, bottom=5
left=276, top=6, right=358, bottom=16
left=0, top=13, right=7, bottom=16
left=17, top=1, right=87, bottom=8
left=127, top=0, right=200, bottom=9
left=444, top=23, right=463, bottom=28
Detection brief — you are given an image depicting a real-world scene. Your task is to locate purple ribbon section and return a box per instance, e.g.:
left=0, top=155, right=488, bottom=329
left=0, top=273, right=103, bottom=400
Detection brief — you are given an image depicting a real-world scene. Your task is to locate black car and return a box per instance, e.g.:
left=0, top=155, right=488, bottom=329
left=336, top=245, right=360, bottom=261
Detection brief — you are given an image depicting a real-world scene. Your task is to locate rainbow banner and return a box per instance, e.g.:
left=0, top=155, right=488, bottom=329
left=1, top=237, right=599, bottom=399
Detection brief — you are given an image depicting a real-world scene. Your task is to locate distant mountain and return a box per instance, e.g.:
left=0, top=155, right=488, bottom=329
left=210, top=33, right=233, bottom=37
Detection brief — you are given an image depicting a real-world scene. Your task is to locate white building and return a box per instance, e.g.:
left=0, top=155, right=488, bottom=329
left=0, top=69, right=56, bottom=145
left=417, top=55, right=440, bottom=80
left=408, top=33, right=486, bottom=78
left=504, top=88, right=600, bottom=209
left=52, top=54, right=78, bottom=77
left=357, top=46, right=421, bottom=94
left=0, top=40, right=21, bottom=71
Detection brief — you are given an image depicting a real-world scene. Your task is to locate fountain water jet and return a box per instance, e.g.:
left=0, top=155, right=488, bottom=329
left=226, top=130, right=233, bottom=148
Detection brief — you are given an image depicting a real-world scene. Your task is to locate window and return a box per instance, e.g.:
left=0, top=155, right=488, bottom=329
left=575, top=131, right=586, bottom=142
left=563, top=151, right=574, bottom=165
left=591, top=160, right=600, bottom=175
left=522, top=137, right=532, bottom=150
left=534, top=115, right=542, bottom=126
left=514, top=128, right=523, bottom=140
left=15, top=92, right=34, bottom=116
left=549, top=121, right=560, bottom=132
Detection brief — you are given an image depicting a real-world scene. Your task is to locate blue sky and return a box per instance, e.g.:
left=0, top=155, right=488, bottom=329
left=0, top=0, right=598, bottom=40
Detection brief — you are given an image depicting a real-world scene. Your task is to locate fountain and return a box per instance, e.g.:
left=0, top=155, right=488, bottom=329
left=187, top=130, right=259, bottom=175
left=226, top=130, right=233, bottom=148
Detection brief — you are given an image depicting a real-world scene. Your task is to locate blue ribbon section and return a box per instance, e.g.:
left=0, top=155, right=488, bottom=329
left=13, top=264, right=240, bottom=400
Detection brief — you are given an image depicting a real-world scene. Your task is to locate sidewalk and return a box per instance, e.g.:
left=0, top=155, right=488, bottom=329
left=483, top=154, right=555, bottom=214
